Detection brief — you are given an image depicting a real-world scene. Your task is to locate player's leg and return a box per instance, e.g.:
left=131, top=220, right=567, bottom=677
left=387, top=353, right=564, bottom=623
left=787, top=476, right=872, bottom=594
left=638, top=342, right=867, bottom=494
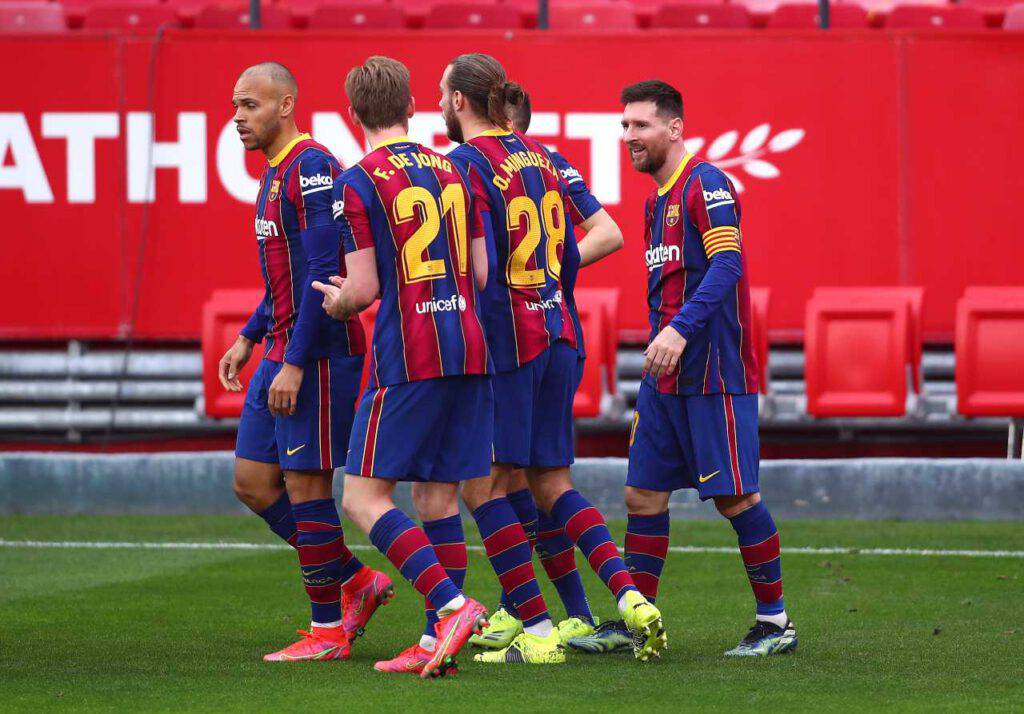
left=233, top=359, right=297, bottom=546
left=462, top=360, right=556, bottom=653
left=499, top=469, right=596, bottom=642
left=263, top=357, right=379, bottom=662
left=344, top=377, right=487, bottom=678
left=688, top=393, right=796, bottom=657
left=532, top=362, right=664, bottom=661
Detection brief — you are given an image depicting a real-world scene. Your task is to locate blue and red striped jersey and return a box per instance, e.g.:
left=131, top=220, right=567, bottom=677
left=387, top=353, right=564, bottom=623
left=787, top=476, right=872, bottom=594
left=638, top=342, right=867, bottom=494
left=243, top=133, right=365, bottom=363
left=335, top=137, right=490, bottom=388
left=449, top=130, right=587, bottom=373
left=549, top=149, right=602, bottom=361
left=644, top=154, right=759, bottom=395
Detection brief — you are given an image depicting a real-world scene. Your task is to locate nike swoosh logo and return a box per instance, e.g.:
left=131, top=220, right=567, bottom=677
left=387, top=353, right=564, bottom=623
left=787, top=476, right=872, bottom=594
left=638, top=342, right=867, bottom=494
left=354, top=593, right=367, bottom=615
left=286, top=444, right=306, bottom=456
left=698, top=470, right=721, bottom=483
left=405, top=659, right=423, bottom=670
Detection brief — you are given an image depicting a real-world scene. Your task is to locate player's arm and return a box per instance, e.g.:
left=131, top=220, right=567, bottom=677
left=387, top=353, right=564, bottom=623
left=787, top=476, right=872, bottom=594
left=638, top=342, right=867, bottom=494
left=314, top=181, right=379, bottom=320
left=645, top=168, right=743, bottom=378
left=550, top=150, right=623, bottom=267
left=219, top=294, right=267, bottom=391
left=270, top=156, right=340, bottom=416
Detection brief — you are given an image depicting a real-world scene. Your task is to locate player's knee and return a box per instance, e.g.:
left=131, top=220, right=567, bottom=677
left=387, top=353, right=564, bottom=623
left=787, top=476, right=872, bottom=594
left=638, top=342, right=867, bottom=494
left=624, top=486, right=668, bottom=515
left=526, top=468, right=569, bottom=513
left=714, top=492, right=761, bottom=519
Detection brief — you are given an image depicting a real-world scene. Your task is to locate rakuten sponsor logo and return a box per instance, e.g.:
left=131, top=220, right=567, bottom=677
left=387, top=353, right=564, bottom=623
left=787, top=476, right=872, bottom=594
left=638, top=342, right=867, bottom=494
left=645, top=244, right=680, bottom=271
left=525, top=291, right=563, bottom=311
left=415, top=294, right=467, bottom=315
left=254, top=217, right=279, bottom=239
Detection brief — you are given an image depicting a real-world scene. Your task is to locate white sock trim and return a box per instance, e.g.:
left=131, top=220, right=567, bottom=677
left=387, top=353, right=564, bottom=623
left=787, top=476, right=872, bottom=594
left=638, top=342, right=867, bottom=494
left=437, top=594, right=466, bottom=617
left=524, top=619, right=554, bottom=638
left=756, top=611, right=789, bottom=628
left=419, top=634, right=437, bottom=652
left=311, top=619, right=342, bottom=629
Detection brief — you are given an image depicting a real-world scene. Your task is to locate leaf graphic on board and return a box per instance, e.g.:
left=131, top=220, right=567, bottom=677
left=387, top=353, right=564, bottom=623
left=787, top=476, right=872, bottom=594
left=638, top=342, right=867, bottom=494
left=740, top=124, right=771, bottom=154
left=768, top=129, right=805, bottom=153
left=683, top=137, right=705, bottom=154
left=706, top=131, right=738, bottom=160
left=743, top=159, right=780, bottom=179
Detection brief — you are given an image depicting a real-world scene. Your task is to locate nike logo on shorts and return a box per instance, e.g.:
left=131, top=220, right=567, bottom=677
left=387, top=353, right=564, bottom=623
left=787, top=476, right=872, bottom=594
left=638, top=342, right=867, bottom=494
left=698, top=470, right=721, bottom=483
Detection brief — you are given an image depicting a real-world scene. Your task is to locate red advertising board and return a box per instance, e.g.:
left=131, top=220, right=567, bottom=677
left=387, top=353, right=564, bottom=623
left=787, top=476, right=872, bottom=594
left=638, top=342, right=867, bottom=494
left=2, top=31, right=1022, bottom=342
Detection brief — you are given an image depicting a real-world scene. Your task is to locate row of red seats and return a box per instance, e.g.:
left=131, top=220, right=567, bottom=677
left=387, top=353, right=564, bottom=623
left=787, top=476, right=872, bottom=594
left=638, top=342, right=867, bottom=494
left=805, top=286, right=1024, bottom=418
left=4, top=0, right=1022, bottom=31
left=201, top=287, right=622, bottom=419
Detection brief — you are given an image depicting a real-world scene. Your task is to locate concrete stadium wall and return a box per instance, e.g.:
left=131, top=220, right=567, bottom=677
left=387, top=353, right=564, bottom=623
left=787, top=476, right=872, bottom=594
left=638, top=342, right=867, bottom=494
left=1, top=453, right=1022, bottom=520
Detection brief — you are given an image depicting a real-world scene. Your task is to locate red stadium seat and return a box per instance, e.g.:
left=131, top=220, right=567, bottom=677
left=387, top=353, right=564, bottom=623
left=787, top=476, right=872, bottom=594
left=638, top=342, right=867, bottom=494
left=193, top=3, right=293, bottom=29
left=548, top=3, right=638, bottom=29
left=813, top=287, right=924, bottom=394
left=957, top=0, right=1018, bottom=26
left=576, top=287, right=620, bottom=396
left=423, top=3, right=523, bottom=28
left=768, top=3, right=868, bottom=28
left=956, top=290, right=1024, bottom=417
left=201, top=289, right=265, bottom=419
left=1004, top=2, right=1024, bottom=27
left=652, top=3, right=752, bottom=28
left=0, top=2, right=66, bottom=31
left=572, top=294, right=610, bottom=418
left=886, top=5, right=985, bottom=28
left=308, top=3, right=406, bottom=28
left=82, top=3, right=180, bottom=31
left=749, top=287, right=770, bottom=394
left=61, top=0, right=157, bottom=26
left=804, top=292, right=910, bottom=417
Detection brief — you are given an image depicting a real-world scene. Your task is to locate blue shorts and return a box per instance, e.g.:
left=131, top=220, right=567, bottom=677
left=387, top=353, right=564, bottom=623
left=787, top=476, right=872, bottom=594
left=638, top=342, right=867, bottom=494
left=235, top=355, right=363, bottom=471
left=492, top=340, right=579, bottom=469
left=345, top=375, right=493, bottom=482
left=626, top=380, right=760, bottom=500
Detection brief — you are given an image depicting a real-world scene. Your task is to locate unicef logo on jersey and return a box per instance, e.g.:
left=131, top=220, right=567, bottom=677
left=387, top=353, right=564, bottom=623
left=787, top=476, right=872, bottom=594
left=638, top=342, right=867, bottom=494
left=416, top=294, right=468, bottom=315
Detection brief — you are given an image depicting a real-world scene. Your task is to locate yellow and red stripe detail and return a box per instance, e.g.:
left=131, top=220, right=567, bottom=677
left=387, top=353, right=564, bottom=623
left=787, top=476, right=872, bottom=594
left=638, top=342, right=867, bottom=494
left=701, top=226, right=741, bottom=257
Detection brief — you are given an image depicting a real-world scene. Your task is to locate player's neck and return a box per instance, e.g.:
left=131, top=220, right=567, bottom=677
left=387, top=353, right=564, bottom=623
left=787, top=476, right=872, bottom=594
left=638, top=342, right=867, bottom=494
left=263, top=125, right=303, bottom=162
left=653, top=144, right=689, bottom=189
left=364, top=124, right=410, bottom=150
left=460, top=117, right=504, bottom=143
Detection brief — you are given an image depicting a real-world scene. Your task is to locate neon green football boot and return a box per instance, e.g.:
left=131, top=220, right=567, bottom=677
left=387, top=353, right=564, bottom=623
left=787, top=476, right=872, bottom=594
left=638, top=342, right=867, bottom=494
left=620, top=590, right=668, bottom=661
left=473, top=630, right=566, bottom=664
left=468, top=606, right=522, bottom=649
left=556, top=616, right=597, bottom=646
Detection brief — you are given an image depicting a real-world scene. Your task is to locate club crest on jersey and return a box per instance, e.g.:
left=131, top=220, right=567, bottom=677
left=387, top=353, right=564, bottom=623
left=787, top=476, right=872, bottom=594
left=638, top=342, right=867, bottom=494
left=665, top=204, right=681, bottom=227
left=268, top=179, right=281, bottom=202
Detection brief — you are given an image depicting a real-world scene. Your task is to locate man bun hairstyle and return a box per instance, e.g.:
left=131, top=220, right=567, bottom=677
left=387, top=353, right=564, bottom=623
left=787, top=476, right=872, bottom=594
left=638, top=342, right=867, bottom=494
left=448, top=53, right=524, bottom=128
left=344, top=56, right=411, bottom=131
left=619, top=79, right=684, bottom=121
left=508, top=90, right=532, bottom=133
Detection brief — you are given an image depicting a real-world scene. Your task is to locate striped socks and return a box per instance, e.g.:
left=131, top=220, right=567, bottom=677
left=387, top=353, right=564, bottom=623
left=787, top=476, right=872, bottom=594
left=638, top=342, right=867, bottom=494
left=728, top=501, right=786, bottom=621
left=472, top=497, right=551, bottom=630
left=258, top=491, right=298, bottom=547
left=624, top=511, right=670, bottom=604
left=536, top=509, right=594, bottom=623
left=551, top=489, right=637, bottom=601
left=422, top=514, right=468, bottom=638
left=292, top=498, right=362, bottom=627
left=369, top=508, right=462, bottom=611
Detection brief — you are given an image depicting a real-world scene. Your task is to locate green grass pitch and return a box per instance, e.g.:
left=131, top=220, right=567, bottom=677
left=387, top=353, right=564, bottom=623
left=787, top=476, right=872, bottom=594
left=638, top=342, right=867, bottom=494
left=1, top=516, right=1022, bottom=712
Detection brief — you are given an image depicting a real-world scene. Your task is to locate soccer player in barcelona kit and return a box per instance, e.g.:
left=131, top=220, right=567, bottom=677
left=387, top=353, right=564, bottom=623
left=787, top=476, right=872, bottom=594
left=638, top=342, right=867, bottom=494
left=440, top=54, right=667, bottom=664
left=618, top=80, right=797, bottom=657
left=219, top=63, right=392, bottom=662
left=313, top=56, right=490, bottom=679
left=469, top=91, right=627, bottom=651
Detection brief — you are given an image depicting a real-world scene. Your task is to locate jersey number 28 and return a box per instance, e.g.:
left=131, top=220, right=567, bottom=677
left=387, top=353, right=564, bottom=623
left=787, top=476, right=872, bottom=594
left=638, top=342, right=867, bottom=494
left=506, top=190, right=566, bottom=289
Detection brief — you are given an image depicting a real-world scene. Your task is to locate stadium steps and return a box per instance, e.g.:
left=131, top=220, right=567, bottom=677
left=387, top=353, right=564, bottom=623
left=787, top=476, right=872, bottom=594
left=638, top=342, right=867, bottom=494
left=0, top=340, right=1007, bottom=443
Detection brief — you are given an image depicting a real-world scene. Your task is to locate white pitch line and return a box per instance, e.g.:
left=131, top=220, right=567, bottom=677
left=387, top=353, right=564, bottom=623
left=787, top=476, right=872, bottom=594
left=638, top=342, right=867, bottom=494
left=1, top=539, right=1022, bottom=559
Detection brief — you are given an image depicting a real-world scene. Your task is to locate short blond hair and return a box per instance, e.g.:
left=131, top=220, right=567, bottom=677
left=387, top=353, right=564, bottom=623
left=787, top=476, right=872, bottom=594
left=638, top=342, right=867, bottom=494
left=344, top=56, right=411, bottom=131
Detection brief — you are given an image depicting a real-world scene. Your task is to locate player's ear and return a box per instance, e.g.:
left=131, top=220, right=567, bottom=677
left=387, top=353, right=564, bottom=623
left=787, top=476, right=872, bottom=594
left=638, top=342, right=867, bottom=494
left=668, top=116, right=683, bottom=141
left=407, top=95, right=416, bottom=119
left=347, top=105, right=362, bottom=129
left=279, top=93, right=296, bottom=119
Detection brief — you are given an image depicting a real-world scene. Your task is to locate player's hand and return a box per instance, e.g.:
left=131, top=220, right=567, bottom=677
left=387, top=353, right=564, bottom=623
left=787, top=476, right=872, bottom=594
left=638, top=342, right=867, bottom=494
left=268, top=363, right=303, bottom=416
left=643, top=326, right=687, bottom=378
left=312, top=277, right=349, bottom=321
left=218, top=336, right=254, bottom=392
